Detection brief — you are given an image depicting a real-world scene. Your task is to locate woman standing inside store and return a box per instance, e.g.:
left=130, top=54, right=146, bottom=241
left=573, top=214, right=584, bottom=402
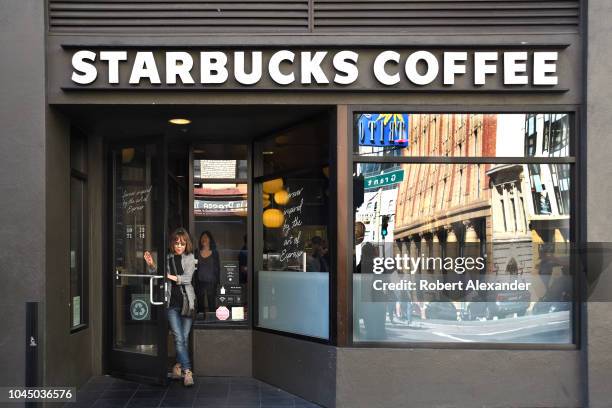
left=144, top=228, right=196, bottom=387
left=195, top=231, right=220, bottom=317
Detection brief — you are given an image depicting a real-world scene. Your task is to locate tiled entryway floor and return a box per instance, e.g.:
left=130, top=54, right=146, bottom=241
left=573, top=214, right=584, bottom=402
left=64, top=375, right=322, bottom=408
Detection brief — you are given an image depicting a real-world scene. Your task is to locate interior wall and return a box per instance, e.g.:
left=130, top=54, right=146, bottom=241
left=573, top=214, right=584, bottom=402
left=0, top=0, right=46, bottom=389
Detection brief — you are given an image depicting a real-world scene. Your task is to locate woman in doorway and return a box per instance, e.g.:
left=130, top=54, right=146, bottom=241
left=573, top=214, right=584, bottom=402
left=195, top=231, right=220, bottom=318
left=144, top=228, right=196, bottom=387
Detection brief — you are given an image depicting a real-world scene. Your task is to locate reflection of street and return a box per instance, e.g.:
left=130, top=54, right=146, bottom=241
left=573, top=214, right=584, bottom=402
left=357, top=311, right=570, bottom=343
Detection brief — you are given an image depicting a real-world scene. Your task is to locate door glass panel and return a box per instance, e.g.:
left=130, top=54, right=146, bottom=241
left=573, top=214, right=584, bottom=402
left=193, top=145, right=249, bottom=324
left=113, top=145, right=163, bottom=355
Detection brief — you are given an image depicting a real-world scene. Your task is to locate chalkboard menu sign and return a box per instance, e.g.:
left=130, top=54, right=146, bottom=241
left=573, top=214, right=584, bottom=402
left=262, top=176, right=329, bottom=273
left=280, top=187, right=305, bottom=270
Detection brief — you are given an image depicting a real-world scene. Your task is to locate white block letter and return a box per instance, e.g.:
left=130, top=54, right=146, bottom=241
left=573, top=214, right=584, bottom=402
left=201, top=52, right=228, bottom=84
left=373, top=51, right=400, bottom=86
left=129, top=52, right=161, bottom=84
left=333, top=51, right=359, bottom=85
left=100, top=51, right=126, bottom=84
left=301, top=51, right=329, bottom=84
left=474, top=52, right=498, bottom=85
left=71, top=50, right=97, bottom=85
left=269, top=50, right=295, bottom=85
left=503, top=52, right=528, bottom=85
left=443, top=52, right=467, bottom=85
left=235, top=51, right=262, bottom=85
left=533, top=52, right=558, bottom=85
left=166, top=52, right=194, bottom=85
left=405, top=51, right=439, bottom=86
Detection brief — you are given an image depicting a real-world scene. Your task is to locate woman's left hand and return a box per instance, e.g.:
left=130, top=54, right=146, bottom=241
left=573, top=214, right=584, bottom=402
left=166, top=273, right=178, bottom=282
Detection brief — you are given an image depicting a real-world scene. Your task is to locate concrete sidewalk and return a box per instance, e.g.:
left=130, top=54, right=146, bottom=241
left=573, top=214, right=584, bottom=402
left=63, top=375, right=321, bottom=408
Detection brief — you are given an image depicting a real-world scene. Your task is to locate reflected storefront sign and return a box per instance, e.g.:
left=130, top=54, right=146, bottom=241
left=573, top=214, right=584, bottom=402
left=194, top=199, right=248, bottom=216
left=357, top=113, right=409, bottom=148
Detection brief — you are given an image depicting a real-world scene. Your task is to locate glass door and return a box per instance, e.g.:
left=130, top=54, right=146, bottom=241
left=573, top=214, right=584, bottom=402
left=108, top=141, right=168, bottom=384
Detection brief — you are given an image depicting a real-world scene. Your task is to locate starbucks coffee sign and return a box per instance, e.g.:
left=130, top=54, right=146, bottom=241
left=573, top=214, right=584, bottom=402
left=64, top=48, right=566, bottom=92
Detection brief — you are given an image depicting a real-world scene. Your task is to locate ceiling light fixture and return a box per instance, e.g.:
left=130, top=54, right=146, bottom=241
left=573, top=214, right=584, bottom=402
left=169, top=118, right=191, bottom=125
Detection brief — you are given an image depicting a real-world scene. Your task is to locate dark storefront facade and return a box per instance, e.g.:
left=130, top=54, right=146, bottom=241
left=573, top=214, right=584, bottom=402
left=3, top=1, right=612, bottom=407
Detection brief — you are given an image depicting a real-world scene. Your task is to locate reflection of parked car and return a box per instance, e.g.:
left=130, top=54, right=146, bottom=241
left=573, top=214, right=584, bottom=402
left=463, top=288, right=531, bottom=320
left=424, top=302, right=458, bottom=321
left=464, top=298, right=530, bottom=321
left=532, top=301, right=571, bottom=314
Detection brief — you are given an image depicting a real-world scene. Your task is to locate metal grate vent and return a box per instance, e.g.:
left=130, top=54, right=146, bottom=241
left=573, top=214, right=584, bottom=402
left=312, top=0, right=580, bottom=33
left=49, top=0, right=580, bottom=34
left=49, top=0, right=310, bottom=33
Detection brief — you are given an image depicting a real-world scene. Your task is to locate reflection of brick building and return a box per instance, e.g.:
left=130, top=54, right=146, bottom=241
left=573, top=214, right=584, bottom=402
left=394, top=114, right=497, bottom=268
left=390, top=113, right=570, bottom=278
left=487, top=114, right=571, bottom=277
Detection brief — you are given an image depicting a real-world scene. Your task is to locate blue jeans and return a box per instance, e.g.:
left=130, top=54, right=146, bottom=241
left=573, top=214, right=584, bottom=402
left=167, top=307, right=193, bottom=370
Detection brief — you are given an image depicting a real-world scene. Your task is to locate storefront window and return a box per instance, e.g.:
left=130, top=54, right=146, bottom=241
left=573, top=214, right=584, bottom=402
left=192, top=145, right=248, bottom=324
left=70, top=176, right=87, bottom=329
left=70, top=133, right=87, bottom=330
left=355, top=113, right=571, bottom=158
left=255, top=116, right=331, bottom=339
left=353, top=113, right=574, bottom=345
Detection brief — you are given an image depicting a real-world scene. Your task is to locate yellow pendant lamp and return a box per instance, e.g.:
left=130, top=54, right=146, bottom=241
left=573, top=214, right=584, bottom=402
left=263, top=178, right=284, bottom=194
left=274, top=189, right=290, bottom=205
left=263, top=193, right=271, bottom=208
left=263, top=208, right=284, bottom=228
left=121, top=148, right=135, bottom=164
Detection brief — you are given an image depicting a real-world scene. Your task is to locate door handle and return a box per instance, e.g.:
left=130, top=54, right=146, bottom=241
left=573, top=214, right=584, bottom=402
left=116, top=269, right=163, bottom=279
left=150, top=276, right=165, bottom=305
left=114, top=270, right=165, bottom=306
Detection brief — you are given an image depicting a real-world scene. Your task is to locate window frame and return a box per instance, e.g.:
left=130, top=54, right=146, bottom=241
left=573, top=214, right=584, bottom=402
left=347, top=105, right=581, bottom=350
left=70, top=168, right=89, bottom=333
left=251, top=112, right=337, bottom=345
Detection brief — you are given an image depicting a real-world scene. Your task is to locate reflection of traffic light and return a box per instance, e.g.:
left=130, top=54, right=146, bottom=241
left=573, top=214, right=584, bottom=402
left=381, top=215, right=389, bottom=238
left=353, top=175, right=364, bottom=211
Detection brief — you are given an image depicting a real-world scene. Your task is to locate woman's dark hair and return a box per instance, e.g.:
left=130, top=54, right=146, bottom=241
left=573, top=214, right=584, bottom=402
left=168, top=227, right=193, bottom=254
left=198, top=231, right=217, bottom=252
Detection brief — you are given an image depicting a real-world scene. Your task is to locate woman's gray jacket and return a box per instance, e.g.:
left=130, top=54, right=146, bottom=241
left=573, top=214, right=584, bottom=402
left=148, top=252, right=197, bottom=310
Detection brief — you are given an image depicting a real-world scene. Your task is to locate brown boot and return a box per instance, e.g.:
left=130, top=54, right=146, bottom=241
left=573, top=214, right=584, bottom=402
left=170, top=363, right=182, bottom=380
left=183, top=369, right=194, bottom=387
